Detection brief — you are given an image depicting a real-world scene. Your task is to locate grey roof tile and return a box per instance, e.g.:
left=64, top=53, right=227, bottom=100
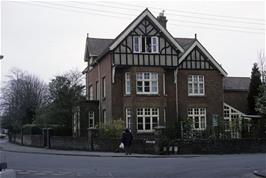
left=224, top=77, right=250, bottom=91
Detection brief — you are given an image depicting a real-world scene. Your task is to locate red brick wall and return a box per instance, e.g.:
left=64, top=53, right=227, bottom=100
left=177, top=69, right=224, bottom=133
left=111, top=66, right=177, bottom=133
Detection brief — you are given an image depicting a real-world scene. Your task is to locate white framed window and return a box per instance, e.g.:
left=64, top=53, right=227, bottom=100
left=136, top=72, right=158, bottom=94
left=188, top=75, right=205, bottom=96
left=88, top=111, right=95, bottom=128
left=188, top=108, right=206, bottom=130
left=89, top=85, right=93, bottom=100
left=133, top=36, right=159, bottom=53
left=163, top=73, right=166, bottom=95
left=151, top=36, right=159, bottom=53
left=125, top=73, right=131, bottom=95
left=125, top=108, right=132, bottom=129
left=102, top=77, right=106, bottom=98
left=137, top=108, right=159, bottom=132
left=133, top=36, right=141, bottom=53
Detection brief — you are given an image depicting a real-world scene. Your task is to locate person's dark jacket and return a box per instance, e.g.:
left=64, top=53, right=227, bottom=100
left=121, top=129, right=133, bottom=147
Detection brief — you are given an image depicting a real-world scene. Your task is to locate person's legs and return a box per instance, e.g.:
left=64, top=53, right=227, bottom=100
left=124, top=146, right=129, bottom=155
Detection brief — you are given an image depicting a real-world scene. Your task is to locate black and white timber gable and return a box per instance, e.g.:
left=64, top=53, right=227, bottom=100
left=110, top=9, right=184, bottom=67
left=178, top=40, right=227, bottom=76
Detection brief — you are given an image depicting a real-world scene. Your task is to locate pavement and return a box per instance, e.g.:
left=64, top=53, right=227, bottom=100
left=1, top=139, right=265, bottom=177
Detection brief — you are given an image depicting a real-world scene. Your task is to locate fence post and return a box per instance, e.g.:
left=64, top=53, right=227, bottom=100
left=154, top=126, right=166, bottom=154
left=47, top=128, right=53, bottom=149
left=21, top=128, right=24, bottom=145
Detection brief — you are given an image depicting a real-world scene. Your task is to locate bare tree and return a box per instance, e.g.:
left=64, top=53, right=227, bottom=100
left=0, top=68, right=48, bottom=131
left=258, top=50, right=266, bottom=83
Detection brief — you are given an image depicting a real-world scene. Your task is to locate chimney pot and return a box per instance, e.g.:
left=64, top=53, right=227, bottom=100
left=157, top=10, right=168, bottom=29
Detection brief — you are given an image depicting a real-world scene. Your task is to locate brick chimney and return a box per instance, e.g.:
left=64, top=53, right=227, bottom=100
left=157, top=10, right=168, bottom=29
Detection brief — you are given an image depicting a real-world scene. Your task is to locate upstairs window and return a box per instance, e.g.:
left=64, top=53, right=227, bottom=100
left=136, top=72, right=158, bottom=95
left=89, top=85, right=93, bottom=100
left=125, top=73, right=131, bottom=95
left=188, top=75, right=205, bottom=96
left=133, top=36, right=159, bottom=53
left=133, top=36, right=141, bottom=53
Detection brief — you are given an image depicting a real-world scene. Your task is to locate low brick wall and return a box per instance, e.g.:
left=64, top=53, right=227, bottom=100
left=162, top=139, right=266, bottom=154
left=22, top=135, right=43, bottom=147
left=50, top=136, right=89, bottom=150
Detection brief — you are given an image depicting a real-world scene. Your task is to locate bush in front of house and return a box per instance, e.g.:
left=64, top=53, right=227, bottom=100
left=98, top=119, right=125, bottom=138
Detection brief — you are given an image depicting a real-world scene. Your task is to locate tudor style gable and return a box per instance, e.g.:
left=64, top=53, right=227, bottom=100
left=111, top=9, right=184, bottom=67
left=178, top=40, right=227, bottom=76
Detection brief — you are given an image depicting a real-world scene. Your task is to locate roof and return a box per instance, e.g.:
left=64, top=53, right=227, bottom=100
left=224, top=77, right=250, bottom=91
left=174, top=38, right=195, bottom=51
left=84, top=37, right=113, bottom=60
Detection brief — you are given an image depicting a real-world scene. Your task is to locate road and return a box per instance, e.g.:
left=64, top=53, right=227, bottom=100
left=1, top=151, right=265, bottom=177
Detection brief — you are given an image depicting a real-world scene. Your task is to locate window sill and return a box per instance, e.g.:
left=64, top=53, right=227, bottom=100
left=137, top=130, right=155, bottom=133
left=136, top=94, right=160, bottom=97
left=188, top=94, right=205, bottom=97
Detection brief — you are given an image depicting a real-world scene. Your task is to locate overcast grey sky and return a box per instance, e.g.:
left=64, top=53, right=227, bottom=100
left=1, top=1, right=265, bottom=83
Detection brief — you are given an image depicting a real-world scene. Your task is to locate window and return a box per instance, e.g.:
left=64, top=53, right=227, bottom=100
left=151, top=36, right=159, bottom=53
left=88, top=111, right=95, bottom=128
left=188, top=108, right=206, bottom=130
left=89, top=85, right=93, bottom=100
left=133, top=36, right=159, bottom=53
left=188, top=75, right=205, bottom=96
left=133, top=36, right=141, bottom=53
left=125, top=108, right=132, bottom=129
left=137, top=108, right=159, bottom=132
left=125, top=73, right=131, bottom=95
left=96, top=81, right=99, bottom=100
left=136, top=72, right=158, bottom=94
left=102, top=77, right=106, bottom=98
left=163, top=73, right=166, bottom=95
left=103, top=109, right=107, bottom=124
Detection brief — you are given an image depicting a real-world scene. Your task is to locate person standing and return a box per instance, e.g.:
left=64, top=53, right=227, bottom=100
left=121, top=128, right=133, bottom=155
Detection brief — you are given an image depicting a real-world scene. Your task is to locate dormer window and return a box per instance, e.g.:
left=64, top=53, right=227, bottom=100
left=133, top=36, right=159, bottom=53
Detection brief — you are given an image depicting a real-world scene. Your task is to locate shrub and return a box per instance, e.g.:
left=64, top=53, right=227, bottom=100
left=99, top=119, right=125, bottom=138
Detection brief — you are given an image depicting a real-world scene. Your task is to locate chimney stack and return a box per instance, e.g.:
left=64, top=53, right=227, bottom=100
left=157, top=10, right=168, bottom=29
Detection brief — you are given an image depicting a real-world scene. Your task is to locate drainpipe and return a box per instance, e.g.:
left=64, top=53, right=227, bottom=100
left=174, top=67, right=179, bottom=137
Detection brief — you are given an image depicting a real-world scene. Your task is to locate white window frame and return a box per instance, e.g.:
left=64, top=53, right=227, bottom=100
left=224, top=103, right=244, bottom=138
left=188, top=108, right=206, bottom=130
left=136, top=108, right=159, bottom=133
left=133, top=36, right=141, bottom=53
left=125, top=108, right=132, bottom=129
left=151, top=36, right=159, bottom=53
left=188, top=75, right=205, bottom=96
left=125, top=72, right=131, bottom=95
left=88, top=111, right=95, bottom=128
left=136, top=72, right=158, bottom=95
left=89, top=85, right=93, bottom=100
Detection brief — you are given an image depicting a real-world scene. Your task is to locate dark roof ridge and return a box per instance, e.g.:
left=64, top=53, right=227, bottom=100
left=89, top=37, right=114, bottom=40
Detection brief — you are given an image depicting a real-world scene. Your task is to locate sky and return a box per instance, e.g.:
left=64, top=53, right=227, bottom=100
left=1, top=0, right=265, bottom=84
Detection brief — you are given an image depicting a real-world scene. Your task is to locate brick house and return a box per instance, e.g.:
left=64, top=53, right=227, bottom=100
left=77, top=9, right=251, bottom=138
